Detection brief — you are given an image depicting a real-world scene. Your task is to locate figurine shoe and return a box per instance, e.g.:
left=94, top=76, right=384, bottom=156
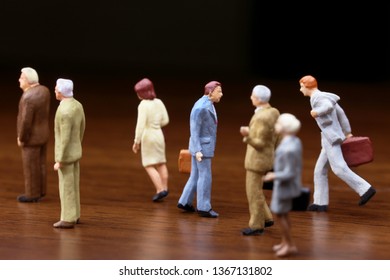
left=17, top=195, right=42, bottom=203
left=53, top=220, right=75, bottom=229
left=177, top=203, right=196, bottom=212
left=197, top=209, right=219, bottom=218
left=307, top=204, right=328, bottom=212
left=265, top=220, right=274, bottom=228
left=359, top=186, right=376, bottom=206
left=241, top=227, right=264, bottom=236
left=152, top=190, right=169, bottom=202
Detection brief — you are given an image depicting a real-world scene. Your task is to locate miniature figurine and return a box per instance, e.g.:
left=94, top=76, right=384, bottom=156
left=132, top=78, right=170, bottom=202
left=177, top=81, right=223, bottom=218
left=53, top=78, right=85, bottom=229
left=240, top=85, right=280, bottom=235
left=299, top=75, right=376, bottom=211
left=16, top=67, right=50, bottom=202
left=264, top=113, right=302, bottom=257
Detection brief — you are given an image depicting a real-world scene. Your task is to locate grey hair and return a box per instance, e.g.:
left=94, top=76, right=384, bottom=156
left=56, top=78, right=74, bottom=97
left=21, top=67, right=39, bottom=84
left=252, top=85, right=271, bottom=102
left=278, top=113, right=301, bottom=134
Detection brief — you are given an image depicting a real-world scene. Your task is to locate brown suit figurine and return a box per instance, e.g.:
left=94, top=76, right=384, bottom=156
left=240, top=85, right=280, bottom=235
left=17, top=67, right=50, bottom=202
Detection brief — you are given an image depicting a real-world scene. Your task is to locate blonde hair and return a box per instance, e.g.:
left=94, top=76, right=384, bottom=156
left=21, top=67, right=39, bottom=84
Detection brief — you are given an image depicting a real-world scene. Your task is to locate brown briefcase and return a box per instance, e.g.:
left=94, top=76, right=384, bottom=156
left=178, top=149, right=191, bottom=173
left=341, top=136, right=374, bottom=167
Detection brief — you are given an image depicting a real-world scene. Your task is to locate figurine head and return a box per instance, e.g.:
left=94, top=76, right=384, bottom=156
left=55, top=78, right=74, bottom=100
left=134, top=78, right=156, bottom=100
left=204, top=81, right=221, bottom=95
left=275, top=113, right=301, bottom=135
left=204, top=81, right=223, bottom=103
left=19, top=67, right=39, bottom=91
left=299, top=75, right=318, bottom=97
left=299, top=75, right=318, bottom=89
left=21, top=67, right=39, bottom=84
left=252, top=85, right=271, bottom=103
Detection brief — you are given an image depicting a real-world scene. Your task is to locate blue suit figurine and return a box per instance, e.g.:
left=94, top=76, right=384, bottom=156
left=178, top=81, right=223, bottom=218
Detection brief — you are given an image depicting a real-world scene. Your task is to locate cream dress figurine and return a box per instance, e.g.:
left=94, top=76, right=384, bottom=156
left=132, top=78, right=170, bottom=202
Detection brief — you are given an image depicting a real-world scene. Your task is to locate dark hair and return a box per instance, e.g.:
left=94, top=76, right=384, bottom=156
left=134, top=78, right=156, bottom=100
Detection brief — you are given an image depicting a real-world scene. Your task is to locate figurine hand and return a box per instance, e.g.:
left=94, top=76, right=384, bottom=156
left=263, top=172, right=275, bottom=182
left=54, top=162, right=61, bottom=171
left=240, top=126, right=249, bottom=136
left=310, top=110, right=318, bottom=118
left=346, top=133, right=353, bottom=138
left=132, top=142, right=140, bottom=153
left=195, top=152, right=203, bottom=162
left=17, top=137, right=24, bottom=147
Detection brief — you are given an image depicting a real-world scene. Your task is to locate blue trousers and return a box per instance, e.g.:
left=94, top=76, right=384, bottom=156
left=178, top=156, right=212, bottom=211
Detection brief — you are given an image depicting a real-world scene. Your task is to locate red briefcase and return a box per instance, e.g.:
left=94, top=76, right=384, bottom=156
left=341, top=136, right=374, bottom=167
left=178, top=149, right=191, bottom=173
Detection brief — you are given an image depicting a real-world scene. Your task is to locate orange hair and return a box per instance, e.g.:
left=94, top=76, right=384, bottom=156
left=299, top=75, right=318, bottom=89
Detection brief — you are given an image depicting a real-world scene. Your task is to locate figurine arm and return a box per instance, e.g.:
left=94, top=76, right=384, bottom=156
left=244, top=121, right=271, bottom=150
left=56, top=113, right=72, bottom=163
left=160, top=101, right=169, bottom=127
left=189, top=108, right=203, bottom=153
left=335, top=103, right=352, bottom=136
left=80, top=111, right=86, bottom=142
left=18, top=100, right=34, bottom=143
left=134, top=102, right=146, bottom=144
left=311, top=98, right=334, bottom=118
left=272, top=151, right=298, bottom=182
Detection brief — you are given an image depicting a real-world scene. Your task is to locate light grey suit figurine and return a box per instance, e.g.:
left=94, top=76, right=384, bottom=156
left=177, top=81, right=223, bottom=218
left=264, top=113, right=302, bottom=257
left=299, top=75, right=376, bottom=212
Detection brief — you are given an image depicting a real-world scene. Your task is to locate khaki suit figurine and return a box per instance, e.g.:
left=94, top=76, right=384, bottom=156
left=240, top=85, right=280, bottom=235
left=53, top=78, right=86, bottom=229
left=17, top=67, right=50, bottom=202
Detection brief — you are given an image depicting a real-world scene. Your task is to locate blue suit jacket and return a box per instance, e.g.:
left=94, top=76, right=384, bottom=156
left=188, top=95, right=217, bottom=157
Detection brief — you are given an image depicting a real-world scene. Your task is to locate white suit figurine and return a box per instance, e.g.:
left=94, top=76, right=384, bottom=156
left=299, top=75, right=376, bottom=211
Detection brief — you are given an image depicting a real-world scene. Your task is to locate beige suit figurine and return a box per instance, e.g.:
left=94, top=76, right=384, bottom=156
left=53, top=78, right=86, bottom=229
left=240, top=85, right=280, bottom=235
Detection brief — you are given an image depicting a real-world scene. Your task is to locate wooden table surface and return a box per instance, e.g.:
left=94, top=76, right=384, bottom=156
left=1, top=75, right=389, bottom=260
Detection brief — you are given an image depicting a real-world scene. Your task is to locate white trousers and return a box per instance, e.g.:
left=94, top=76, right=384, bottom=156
left=313, top=135, right=371, bottom=205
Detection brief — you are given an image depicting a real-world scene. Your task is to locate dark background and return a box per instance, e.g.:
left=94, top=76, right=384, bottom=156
left=0, top=1, right=389, bottom=83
